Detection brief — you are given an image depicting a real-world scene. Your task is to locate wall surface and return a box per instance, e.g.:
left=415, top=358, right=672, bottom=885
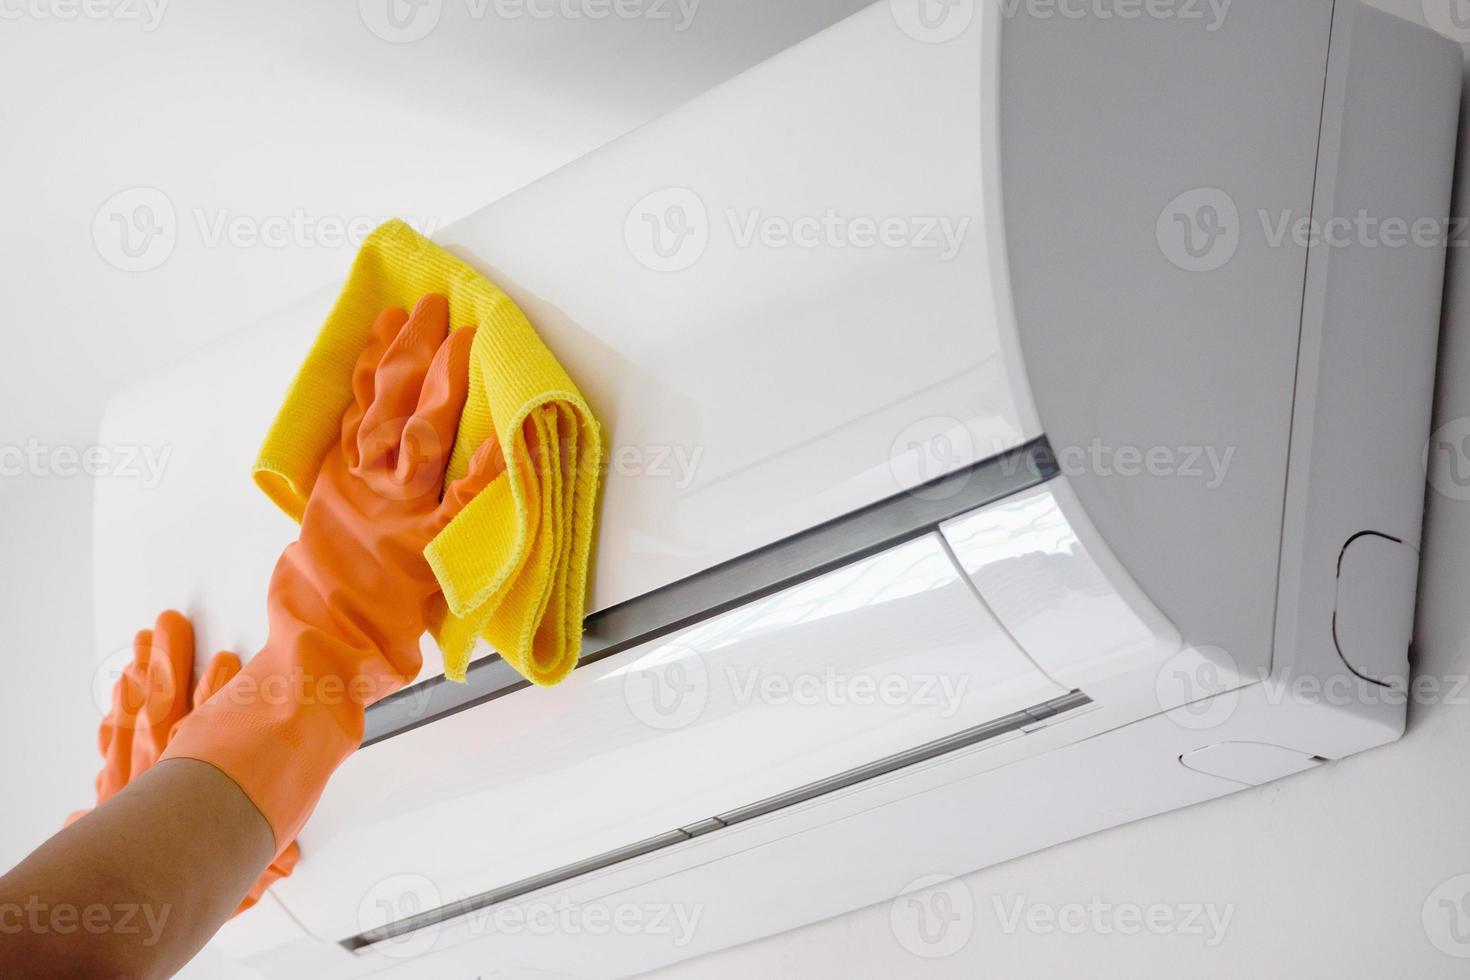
left=2, top=1, right=1468, bottom=978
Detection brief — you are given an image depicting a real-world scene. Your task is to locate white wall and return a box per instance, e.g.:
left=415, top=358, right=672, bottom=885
left=646, top=2, right=1470, bottom=977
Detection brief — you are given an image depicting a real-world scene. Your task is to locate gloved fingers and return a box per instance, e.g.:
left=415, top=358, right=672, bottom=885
left=438, top=428, right=508, bottom=524
left=150, top=609, right=194, bottom=714
left=357, top=294, right=450, bottom=475
left=96, top=633, right=145, bottom=757
left=114, top=627, right=154, bottom=729
left=130, top=610, right=195, bottom=776
left=169, top=650, right=243, bottom=744
left=396, top=325, right=476, bottom=500
left=94, top=628, right=152, bottom=803
left=120, top=628, right=155, bottom=720
left=106, top=629, right=155, bottom=743
left=93, top=747, right=129, bottom=805
left=194, top=650, right=242, bottom=707
left=233, top=840, right=301, bottom=917
left=272, top=840, right=302, bottom=877
left=341, top=306, right=410, bottom=465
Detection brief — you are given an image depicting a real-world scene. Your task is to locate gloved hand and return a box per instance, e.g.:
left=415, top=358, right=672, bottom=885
left=71, top=609, right=301, bottom=914
left=163, top=294, right=500, bottom=852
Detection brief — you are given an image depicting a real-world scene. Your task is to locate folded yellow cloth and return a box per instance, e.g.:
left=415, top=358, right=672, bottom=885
left=253, top=219, right=602, bottom=685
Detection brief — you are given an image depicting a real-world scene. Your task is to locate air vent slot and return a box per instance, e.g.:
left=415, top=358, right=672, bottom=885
left=363, top=438, right=1060, bottom=746
left=343, top=689, right=1090, bottom=953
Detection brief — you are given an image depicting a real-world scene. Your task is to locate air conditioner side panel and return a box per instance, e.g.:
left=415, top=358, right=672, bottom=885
left=1000, top=0, right=1336, bottom=674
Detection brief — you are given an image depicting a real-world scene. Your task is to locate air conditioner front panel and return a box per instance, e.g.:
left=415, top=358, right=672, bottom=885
left=941, top=481, right=1183, bottom=692
left=272, top=521, right=1076, bottom=942
left=91, top=0, right=1036, bottom=681
left=415, top=0, right=1036, bottom=619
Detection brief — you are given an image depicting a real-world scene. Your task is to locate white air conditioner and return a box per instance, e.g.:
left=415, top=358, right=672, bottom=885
left=93, top=1, right=1460, bottom=976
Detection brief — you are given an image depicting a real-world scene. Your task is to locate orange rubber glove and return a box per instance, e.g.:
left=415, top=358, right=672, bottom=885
left=71, top=610, right=301, bottom=915
left=162, top=294, right=500, bottom=852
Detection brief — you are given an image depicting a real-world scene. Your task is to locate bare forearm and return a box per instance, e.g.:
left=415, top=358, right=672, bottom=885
left=0, top=759, right=274, bottom=979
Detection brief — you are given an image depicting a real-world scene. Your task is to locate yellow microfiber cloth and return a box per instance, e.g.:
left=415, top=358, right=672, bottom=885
left=253, top=219, right=602, bottom=686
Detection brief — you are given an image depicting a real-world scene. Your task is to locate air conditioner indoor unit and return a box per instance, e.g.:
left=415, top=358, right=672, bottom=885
left=92, top=1, right=1461, bottom=976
